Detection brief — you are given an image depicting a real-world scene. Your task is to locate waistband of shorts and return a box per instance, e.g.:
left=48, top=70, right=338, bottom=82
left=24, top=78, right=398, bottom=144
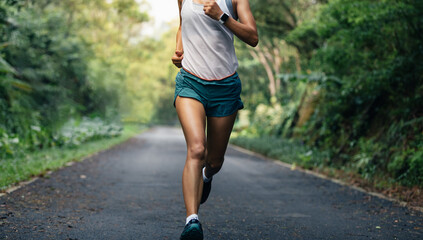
left=181, top=68, right=238, bottom=82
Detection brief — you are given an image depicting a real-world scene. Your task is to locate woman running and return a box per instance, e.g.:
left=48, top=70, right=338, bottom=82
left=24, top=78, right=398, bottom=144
left=171, top=0, right=258, bottom=239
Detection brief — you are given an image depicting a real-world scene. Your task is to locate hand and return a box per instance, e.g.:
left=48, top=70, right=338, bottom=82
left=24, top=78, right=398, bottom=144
left=203, top=0, right=224, bottom=21
left=172, top=50, right=184, bottom=68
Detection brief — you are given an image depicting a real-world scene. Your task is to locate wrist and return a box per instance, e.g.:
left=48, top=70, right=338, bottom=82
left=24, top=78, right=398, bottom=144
left=218, top=11, right=224, bottom=20
left=218, top=12, right=229, bottom=24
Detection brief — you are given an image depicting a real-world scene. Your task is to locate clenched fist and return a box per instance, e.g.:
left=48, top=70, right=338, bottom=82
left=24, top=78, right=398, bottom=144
left=172, top=50, right=184, bottom=68
left=203, top=0, right=224, bottom=20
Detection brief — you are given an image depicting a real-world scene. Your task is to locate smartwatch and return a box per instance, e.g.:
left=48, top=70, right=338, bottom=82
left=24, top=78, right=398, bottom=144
left=219, top=13, right=229, bottom=24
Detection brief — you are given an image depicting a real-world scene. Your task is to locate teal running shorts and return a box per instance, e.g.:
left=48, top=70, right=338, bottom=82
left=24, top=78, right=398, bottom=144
left=174, top=68, right=244, bottom=117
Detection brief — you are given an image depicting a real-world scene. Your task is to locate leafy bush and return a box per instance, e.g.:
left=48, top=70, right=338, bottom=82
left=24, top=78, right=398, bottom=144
left=0, top=127, right=20, bottom=158
left=231, top=135, right=332, bottom=170
left=387, top=128, right=423, bottom=186
left=231, top=136, right=305, bottom=164
left=235, top=0, right=423, bottom=187
left=0, top=0, right=131, bottom=158
left=55, top=117, right=123, bottom=147
left=234, top=100, right=298, bottom=138
left=0, top=117, right=122, bottom=159
left=281, top=0, right=423, bottom=186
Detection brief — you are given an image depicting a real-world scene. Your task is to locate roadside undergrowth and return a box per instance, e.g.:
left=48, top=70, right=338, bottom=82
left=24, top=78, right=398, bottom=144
left=0, top=124, right=145, bottom=192
left=230, top=136, right=423, bottom=210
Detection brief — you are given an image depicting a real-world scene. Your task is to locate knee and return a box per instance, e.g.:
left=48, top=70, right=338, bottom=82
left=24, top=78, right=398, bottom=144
left=206, top=157, right=224, bottom=173
left=187, top=143, right=206, bottom=161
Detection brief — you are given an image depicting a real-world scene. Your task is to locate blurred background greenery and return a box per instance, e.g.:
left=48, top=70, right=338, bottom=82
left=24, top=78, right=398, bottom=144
left=0, top=0, right=422, bottom=190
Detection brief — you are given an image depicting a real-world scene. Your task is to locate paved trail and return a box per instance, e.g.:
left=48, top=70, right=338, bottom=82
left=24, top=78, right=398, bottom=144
left=1, top=127, right=422, bottom=239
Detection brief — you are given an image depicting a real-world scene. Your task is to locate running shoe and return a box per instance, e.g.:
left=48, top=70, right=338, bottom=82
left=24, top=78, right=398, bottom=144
left=180, top=219, right=203, bottom=240
left=200, top=178, right=212, bottom=204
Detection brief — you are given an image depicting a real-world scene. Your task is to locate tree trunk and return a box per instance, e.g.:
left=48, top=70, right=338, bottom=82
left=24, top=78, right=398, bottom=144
left=249, top=49, right=276, bottom=97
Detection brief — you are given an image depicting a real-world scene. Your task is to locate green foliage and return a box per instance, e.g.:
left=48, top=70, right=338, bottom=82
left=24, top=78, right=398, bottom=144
left=230, top=136, right=306, bottom=164
left=235, top=0, right=423, bottom=187
left=1, top=0, right=106, bottom=154
left=386, top=118, right=423, bottom=186
left=294, top=0, right=423, bottom=185
left=0, top=0, right=180, bottom=189
left=234, top=100, right=298, bottom=137
left=0, top=127, right=20, bottom=157
left=0, top=0, right=162, bottom=159
left=230, top=136, right=329, bottom=169
left=55, top=117, right=123, bottom=147
left=0, top=117, right=123, bottom=158
left=0, top=123, right=143, bottom=191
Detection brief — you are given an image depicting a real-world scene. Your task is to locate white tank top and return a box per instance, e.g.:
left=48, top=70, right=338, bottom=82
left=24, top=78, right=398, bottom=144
left=181, top=0, right=238, bottom=80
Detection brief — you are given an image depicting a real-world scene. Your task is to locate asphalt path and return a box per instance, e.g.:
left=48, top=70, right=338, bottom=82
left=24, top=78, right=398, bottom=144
left=1, top=127, right=422, bottom=239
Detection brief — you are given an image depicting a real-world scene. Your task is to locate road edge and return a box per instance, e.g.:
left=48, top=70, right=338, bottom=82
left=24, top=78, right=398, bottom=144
left=0, top=129, right=146, bottom=198
left=229, top=144, right=423, bottom=214
left=0, top=148, right=111, bottom=198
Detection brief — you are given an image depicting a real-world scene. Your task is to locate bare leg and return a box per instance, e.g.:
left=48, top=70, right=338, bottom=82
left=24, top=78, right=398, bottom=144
left=204, top=111, right=238, bottom=178
left=175, top=96, right=206, bottom=217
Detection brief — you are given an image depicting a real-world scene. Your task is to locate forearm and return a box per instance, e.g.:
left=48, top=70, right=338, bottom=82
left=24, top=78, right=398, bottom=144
left=224, top=17, right=258, bottom=47
left=172, top=0, right=184, bottom=68
left=176, top=27, right=183, bottom=51
left=203, top=0, right=258, bottom=47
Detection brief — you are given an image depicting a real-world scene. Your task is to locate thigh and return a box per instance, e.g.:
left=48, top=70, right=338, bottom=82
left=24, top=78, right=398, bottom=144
left=175, top=96, right=207, bottom=150
left=206, top=111, right=238, bottom=161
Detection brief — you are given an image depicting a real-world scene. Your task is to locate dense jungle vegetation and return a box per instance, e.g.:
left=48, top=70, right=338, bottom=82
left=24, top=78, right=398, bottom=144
left=0, top=0, right=177, bottom=154
left=233, top=0, right=423, bottom=189
left=0, top=0, right=176, bottom=188
left=1, top=0, right=422, bottom=192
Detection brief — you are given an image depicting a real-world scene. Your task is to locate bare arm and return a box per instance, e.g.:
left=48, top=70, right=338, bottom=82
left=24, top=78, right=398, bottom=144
left=172, top=0, right=184, bottom=68
left=203, top=0, right=258, bottom=47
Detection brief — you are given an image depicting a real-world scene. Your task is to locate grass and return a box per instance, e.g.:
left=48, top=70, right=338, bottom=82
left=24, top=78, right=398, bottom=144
left=0, top=123, right=145, bottom=191
left=230, top=136, right=320, bottom=167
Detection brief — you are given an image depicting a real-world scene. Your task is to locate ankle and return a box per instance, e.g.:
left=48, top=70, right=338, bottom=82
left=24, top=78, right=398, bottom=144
left=186, top=214, right=199, bottom=225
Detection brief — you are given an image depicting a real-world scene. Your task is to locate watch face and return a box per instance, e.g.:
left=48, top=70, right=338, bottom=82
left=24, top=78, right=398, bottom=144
left=221, top=13, right=229, bottom=22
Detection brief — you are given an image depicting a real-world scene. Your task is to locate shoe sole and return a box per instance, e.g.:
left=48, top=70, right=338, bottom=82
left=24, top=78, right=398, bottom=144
left=200, top=180, right=212, bottom=204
